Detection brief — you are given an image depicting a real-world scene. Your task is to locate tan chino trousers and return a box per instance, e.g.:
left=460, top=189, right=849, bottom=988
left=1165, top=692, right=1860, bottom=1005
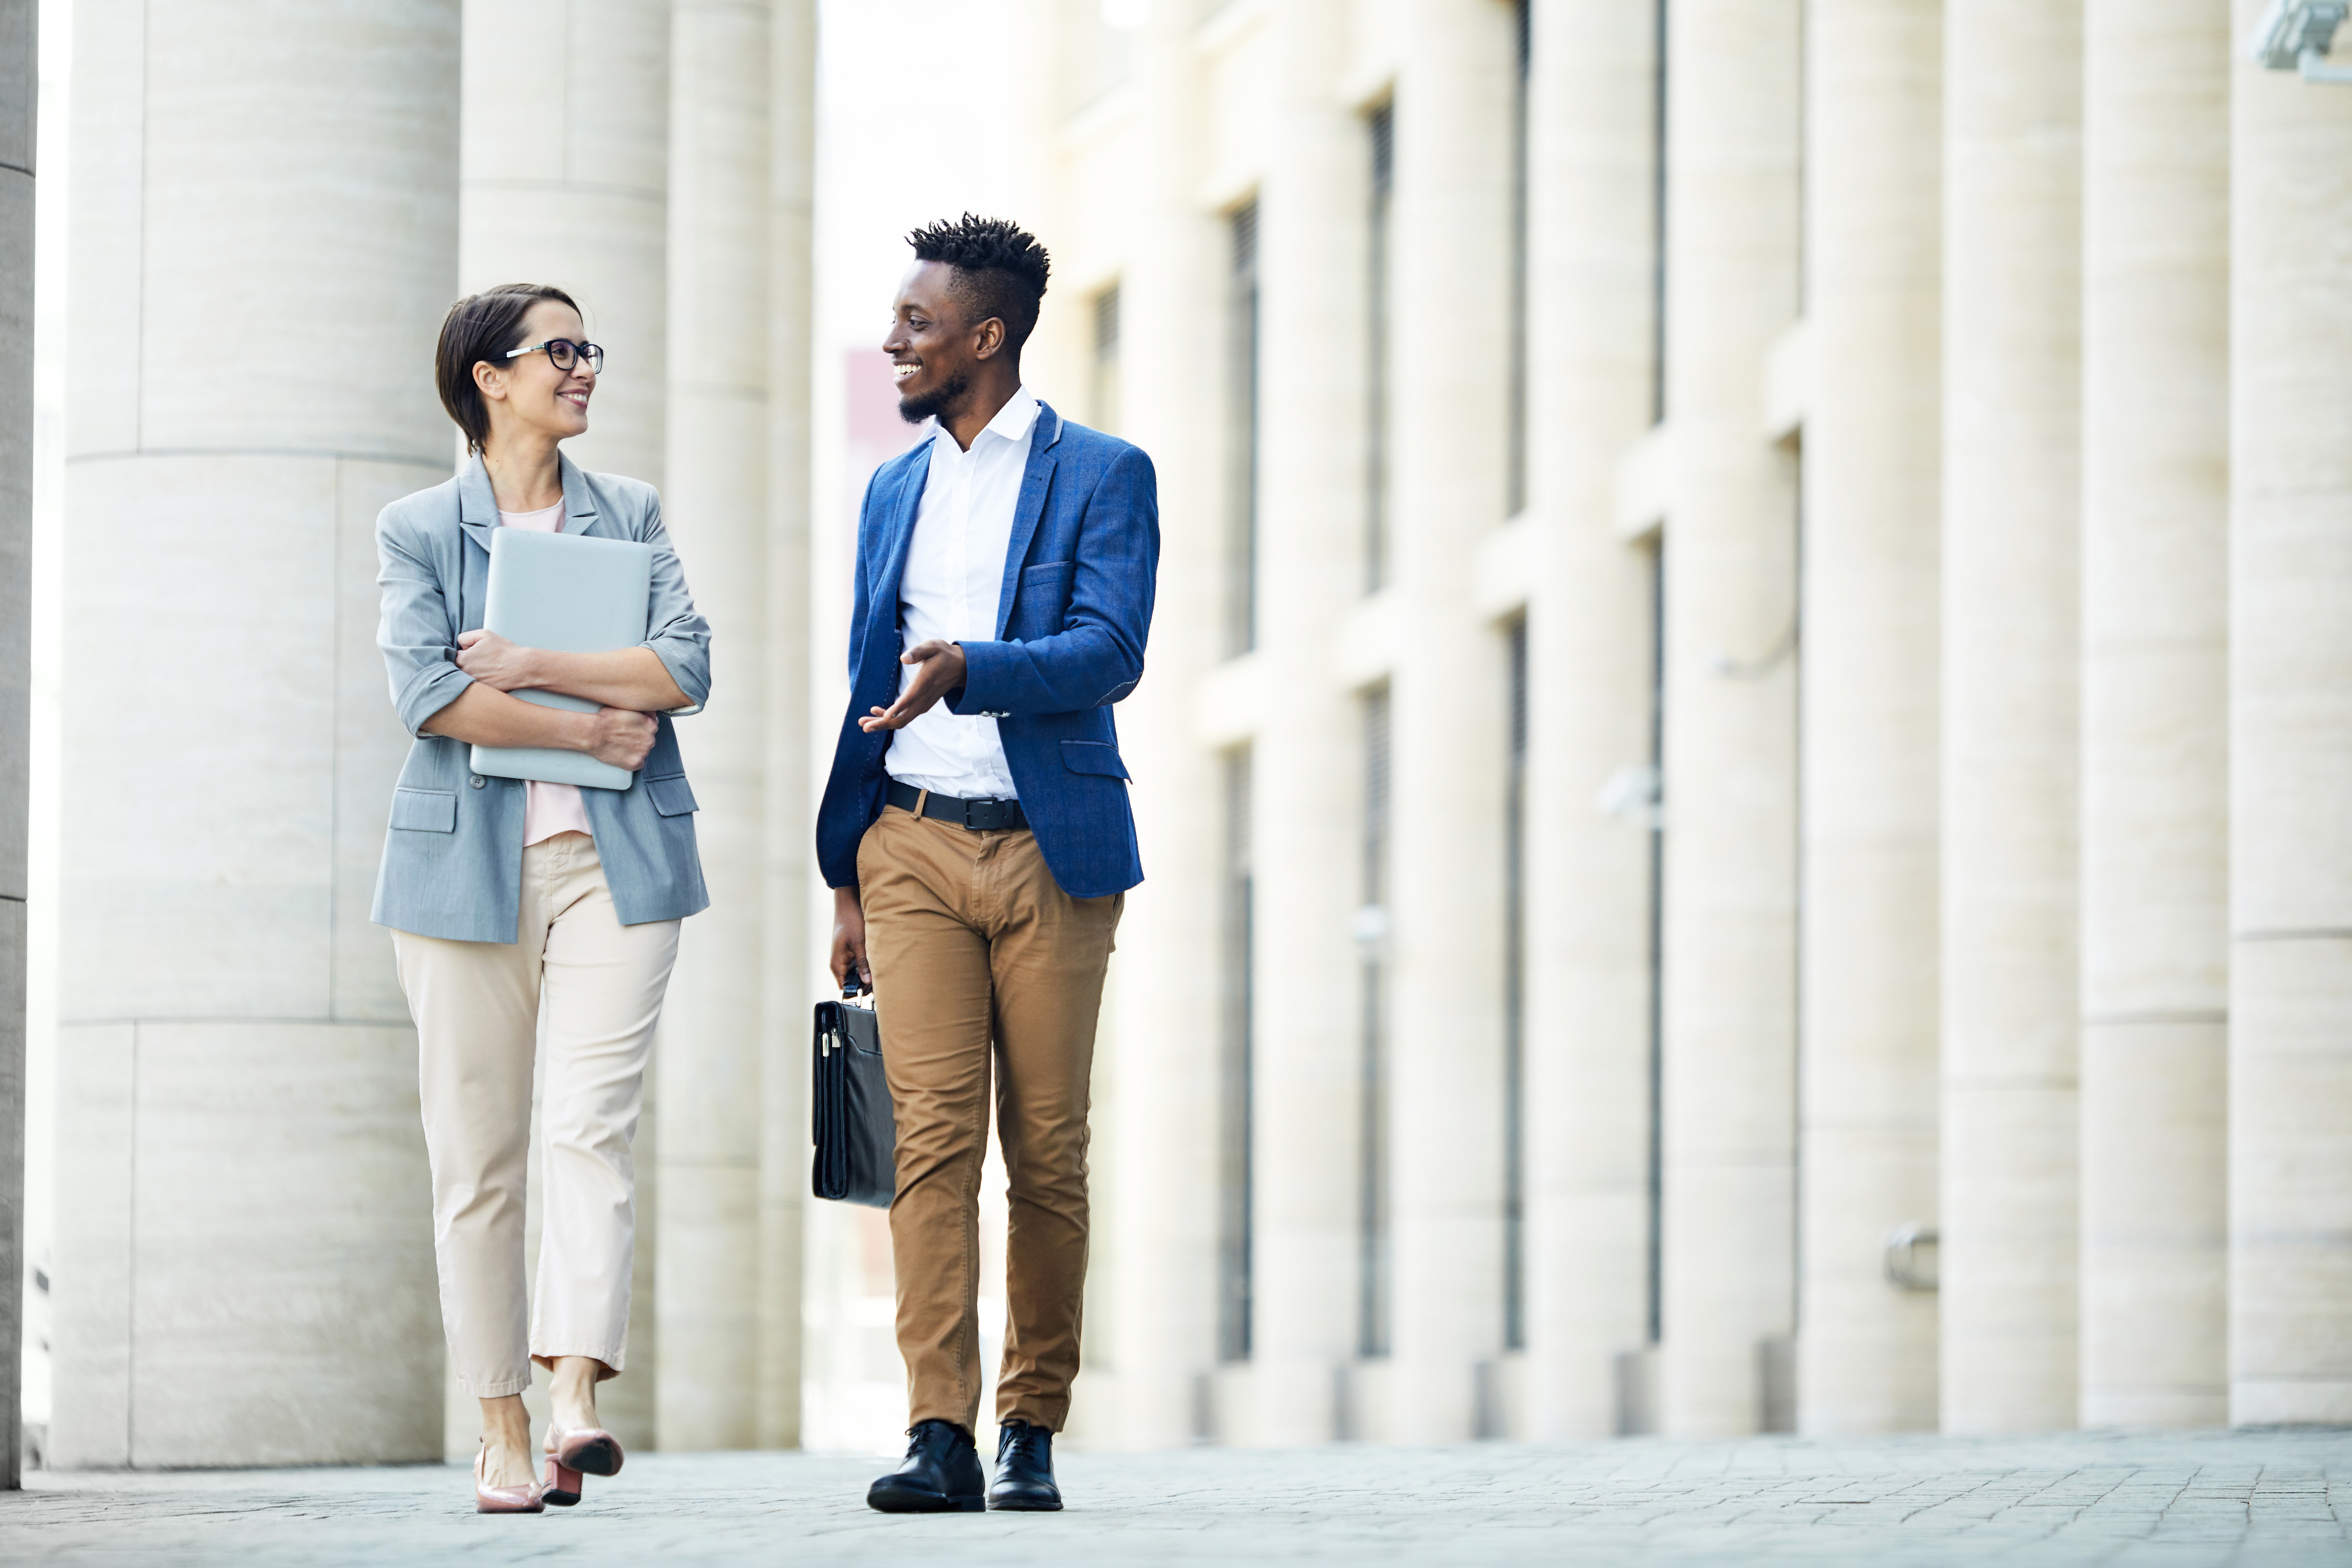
left=857, top=804, right=1121, bottom=1434
left=393, top=833, right=680, bottom=1397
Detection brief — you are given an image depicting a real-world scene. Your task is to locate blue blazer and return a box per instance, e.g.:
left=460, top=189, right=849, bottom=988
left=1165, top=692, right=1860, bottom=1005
left=815, top=401, right=1160, bottom=900
left=370, top=453, right=712, bottom=943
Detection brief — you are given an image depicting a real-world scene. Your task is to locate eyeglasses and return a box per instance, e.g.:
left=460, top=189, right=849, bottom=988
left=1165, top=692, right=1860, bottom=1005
left=505, top=337, right=606, bottom=375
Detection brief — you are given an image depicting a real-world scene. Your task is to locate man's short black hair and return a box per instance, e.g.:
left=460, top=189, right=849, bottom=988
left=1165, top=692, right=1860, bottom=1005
left=908, top=214, right=1051, bottom=355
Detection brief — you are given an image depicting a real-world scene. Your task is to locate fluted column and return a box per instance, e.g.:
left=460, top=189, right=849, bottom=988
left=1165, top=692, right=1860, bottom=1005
left=2077, top=0, right=2229, bottom=1430
left=0, top=0, right=29, bottom=1493
left=2226, top=0, right=2352, bottom=1427
left=1939, top=0, right=2083, bottom=1434
left=1247, top=0, right=1368, bottom=1449
left=655, top=0, right=776, bottom=1450
left=50, top=0, right=456, bottom=1468
left=1656, top=0, right=1803, bottom=1438
left=461, top=0, right=670, bottom=483
left=1101, top=0, right=1222, bottom=1449
left=1797, top=0, right=1942, bottom=1434
left=1520, top=0, right=1660, bottom=1441
left=755, top=0, right=814, bottom=1453
left=1385, top=0, right=1515, bottom=1442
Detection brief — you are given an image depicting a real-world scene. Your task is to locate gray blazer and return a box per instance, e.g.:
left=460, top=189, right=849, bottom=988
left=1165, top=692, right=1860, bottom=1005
left=370, top=453, right=712, bottom=943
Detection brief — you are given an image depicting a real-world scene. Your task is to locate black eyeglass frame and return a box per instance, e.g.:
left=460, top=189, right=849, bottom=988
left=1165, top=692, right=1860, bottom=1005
left=504, top=337, right=606, bottom=375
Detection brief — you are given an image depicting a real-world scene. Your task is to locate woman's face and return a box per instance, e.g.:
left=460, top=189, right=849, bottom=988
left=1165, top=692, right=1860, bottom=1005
left=475, top=300, right=595, bottom=446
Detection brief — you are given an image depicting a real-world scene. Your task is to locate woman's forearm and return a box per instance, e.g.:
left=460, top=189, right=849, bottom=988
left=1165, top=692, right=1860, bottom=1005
left=526, top=647, right=690, bottom=712
left=420, top=683, right=597, bottom=750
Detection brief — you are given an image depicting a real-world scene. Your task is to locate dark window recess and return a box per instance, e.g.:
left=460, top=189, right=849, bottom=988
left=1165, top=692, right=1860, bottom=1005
left=1218, top=747, right=1256, bottom=1364
left=1226, top=203, right=1261, bottom=657
left=1366, top=104, right=1395, bottom=594
left=1504, top=617, right=1529, bottom=1352
left=1358, top=684, right=1393, bottom=1359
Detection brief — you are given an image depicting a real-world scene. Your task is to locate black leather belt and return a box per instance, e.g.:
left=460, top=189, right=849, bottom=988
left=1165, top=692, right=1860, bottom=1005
left=887, top=778, right=1029, bottom=832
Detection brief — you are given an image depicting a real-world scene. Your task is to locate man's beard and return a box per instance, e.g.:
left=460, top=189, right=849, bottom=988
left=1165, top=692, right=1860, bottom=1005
left=898, top=370, right=970, bottom=426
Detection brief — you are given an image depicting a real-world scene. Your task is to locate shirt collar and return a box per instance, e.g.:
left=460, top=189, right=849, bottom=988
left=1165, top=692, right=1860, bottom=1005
left=929, top=385, right=1040, bottom=455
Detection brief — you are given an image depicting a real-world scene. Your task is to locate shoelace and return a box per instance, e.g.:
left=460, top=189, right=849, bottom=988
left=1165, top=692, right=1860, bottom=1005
left=999, top=1423, right=1044, bottom=1465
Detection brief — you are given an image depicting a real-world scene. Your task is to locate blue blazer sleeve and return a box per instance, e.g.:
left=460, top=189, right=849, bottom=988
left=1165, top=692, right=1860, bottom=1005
left=638, top=496, right=712, bottom=716
left=950, top=446, right=1159, bottom=716
left=376, top=505, right=474, bottom=739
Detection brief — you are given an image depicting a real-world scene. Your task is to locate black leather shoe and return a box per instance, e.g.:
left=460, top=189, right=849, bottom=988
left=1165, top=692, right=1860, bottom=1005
left=867, top=1420, right=986, bottom=1513
left=989, top=1420, right=1062, bottom=1511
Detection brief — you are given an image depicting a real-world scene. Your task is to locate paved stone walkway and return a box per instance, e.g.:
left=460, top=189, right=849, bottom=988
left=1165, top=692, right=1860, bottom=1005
left=6, top=1428, right=2352, bottom=1566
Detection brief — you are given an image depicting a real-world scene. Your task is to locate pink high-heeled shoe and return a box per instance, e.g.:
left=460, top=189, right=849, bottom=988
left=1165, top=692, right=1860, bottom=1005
left=474, top=1445, right=546, bottom=1514
left=543, top=1421, right=624, bottom=1507
left=543, top=1454, right=584, bottom=1508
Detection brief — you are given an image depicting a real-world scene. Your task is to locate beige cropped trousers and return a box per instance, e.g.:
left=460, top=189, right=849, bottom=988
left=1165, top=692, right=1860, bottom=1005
left=392, top=833, right=680, bottom=1398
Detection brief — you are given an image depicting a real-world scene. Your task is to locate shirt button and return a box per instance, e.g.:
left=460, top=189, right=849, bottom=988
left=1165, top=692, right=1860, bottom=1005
left=469, top=775, right=486, bottom=789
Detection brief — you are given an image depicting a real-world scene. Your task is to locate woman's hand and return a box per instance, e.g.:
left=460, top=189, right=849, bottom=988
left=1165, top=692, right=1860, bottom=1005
left=456, top=628, right=540, bottom=692
left=583, top=707, right=657, bottom=772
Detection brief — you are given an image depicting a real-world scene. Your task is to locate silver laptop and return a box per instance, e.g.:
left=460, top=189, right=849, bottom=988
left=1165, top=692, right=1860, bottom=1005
left=470, top=526, right=656, bottom=791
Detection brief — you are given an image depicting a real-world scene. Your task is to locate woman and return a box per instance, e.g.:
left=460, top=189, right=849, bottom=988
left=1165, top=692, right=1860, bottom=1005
left=372, top=284, right=710, bottom=1513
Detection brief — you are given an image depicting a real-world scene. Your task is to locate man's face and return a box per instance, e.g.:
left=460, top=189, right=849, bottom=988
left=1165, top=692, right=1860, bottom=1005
left=885, top=260, right=985, bottom=425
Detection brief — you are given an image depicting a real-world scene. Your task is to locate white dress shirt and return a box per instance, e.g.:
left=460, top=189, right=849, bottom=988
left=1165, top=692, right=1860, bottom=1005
left=884, top=385, right=1039, bottom=800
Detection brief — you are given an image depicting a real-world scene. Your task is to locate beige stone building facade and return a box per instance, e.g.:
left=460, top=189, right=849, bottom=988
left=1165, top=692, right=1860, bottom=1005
left=21, top=0, right=2352, bottom=1471
left=998, top=0, right=2352, bottom=1446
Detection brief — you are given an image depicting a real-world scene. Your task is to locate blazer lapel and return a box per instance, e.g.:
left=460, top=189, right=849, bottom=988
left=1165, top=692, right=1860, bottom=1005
left=456, top=454, right=497, bottom=556
left=558, top=453, right=608, bottom=538
left=994, top=403, right=1062, bottom=638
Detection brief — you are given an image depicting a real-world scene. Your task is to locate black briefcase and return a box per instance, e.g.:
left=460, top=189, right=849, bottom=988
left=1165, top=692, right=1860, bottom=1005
left=811, top=973, right=896, bottom=1207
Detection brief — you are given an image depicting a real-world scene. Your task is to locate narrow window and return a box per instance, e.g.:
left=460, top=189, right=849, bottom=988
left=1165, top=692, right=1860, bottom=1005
left=1358, top=685, right=1393, bottom=1359
left=1650, top=0, right=1670, bottom=426
left=1093, top=284, right=1121, bottom=435
left=1645, top=542, right=1667, bottom=1344
left=1227, top=203, right=1261, bottom=656
left=1506, top=0, right=1532, bottom=516
left=1366, top=104, right=1395, bottom=593
left=1218, top=747, right=1256, bottom=1363
left=1503, top=618, right=1529, bottom=1351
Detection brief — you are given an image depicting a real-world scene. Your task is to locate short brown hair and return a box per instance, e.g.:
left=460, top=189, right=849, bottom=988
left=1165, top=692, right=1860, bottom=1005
left=435, top=284, right=581, bottom=452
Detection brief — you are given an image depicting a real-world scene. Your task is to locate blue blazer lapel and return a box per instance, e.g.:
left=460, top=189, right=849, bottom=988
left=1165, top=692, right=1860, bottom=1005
left=994, top=404, right=1062, bottom=638
left=558, top=453, right=610, bottom=538
left=457, top=454, right=497, bottom=555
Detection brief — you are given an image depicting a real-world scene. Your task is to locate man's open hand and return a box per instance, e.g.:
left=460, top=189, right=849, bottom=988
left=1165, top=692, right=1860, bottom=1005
left=858, top=639, right=968, bottom=732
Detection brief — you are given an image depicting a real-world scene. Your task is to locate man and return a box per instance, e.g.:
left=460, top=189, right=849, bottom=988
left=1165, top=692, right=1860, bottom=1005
left=815, top=215, right=1158, bottom=1514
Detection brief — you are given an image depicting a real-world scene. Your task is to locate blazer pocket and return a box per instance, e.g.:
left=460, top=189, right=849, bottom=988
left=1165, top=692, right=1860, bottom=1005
left=388, top=786, right=457, bottom=833
left=646, top=772, right=700, bottom=817
left=1060, top=740, right=1131, bottom=780
left=1021, top=559, right=1073, bottom=581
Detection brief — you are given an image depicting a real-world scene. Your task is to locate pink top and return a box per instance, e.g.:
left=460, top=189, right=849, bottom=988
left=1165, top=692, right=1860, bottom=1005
left=498, top=502, right=596, bottom=848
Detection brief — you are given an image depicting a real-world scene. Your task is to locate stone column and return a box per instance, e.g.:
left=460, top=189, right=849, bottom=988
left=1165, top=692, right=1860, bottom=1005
left=1100, top=0, right=1224, bottom=1450
left=2227, top=0, right=2352, bottom=1427
left=2077, top=0, right=2230, bottom=1431
left=50, top=0, right=456, bottom=1468
left=1656, top=0, right=1803, bottom=1438
left=1246, top=0, right=1369, bottom=1449
left=461, top=0, right=671, bottom=484
left=755, top=0, right=814, bottom=1453
left=1385, top=0, right=1515, bottom=1442
left=0, top=0, right=28, bottom=1494
left=1519, top=0, right=1661, bottom=1442
left=1797, top=0, right=1942, bottom=1434
left=459, top=0, right=670, bottom=1449
left=655, top=0, right=772, bottom=1451
left=1939, top=0, right=2083, bottom=1434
